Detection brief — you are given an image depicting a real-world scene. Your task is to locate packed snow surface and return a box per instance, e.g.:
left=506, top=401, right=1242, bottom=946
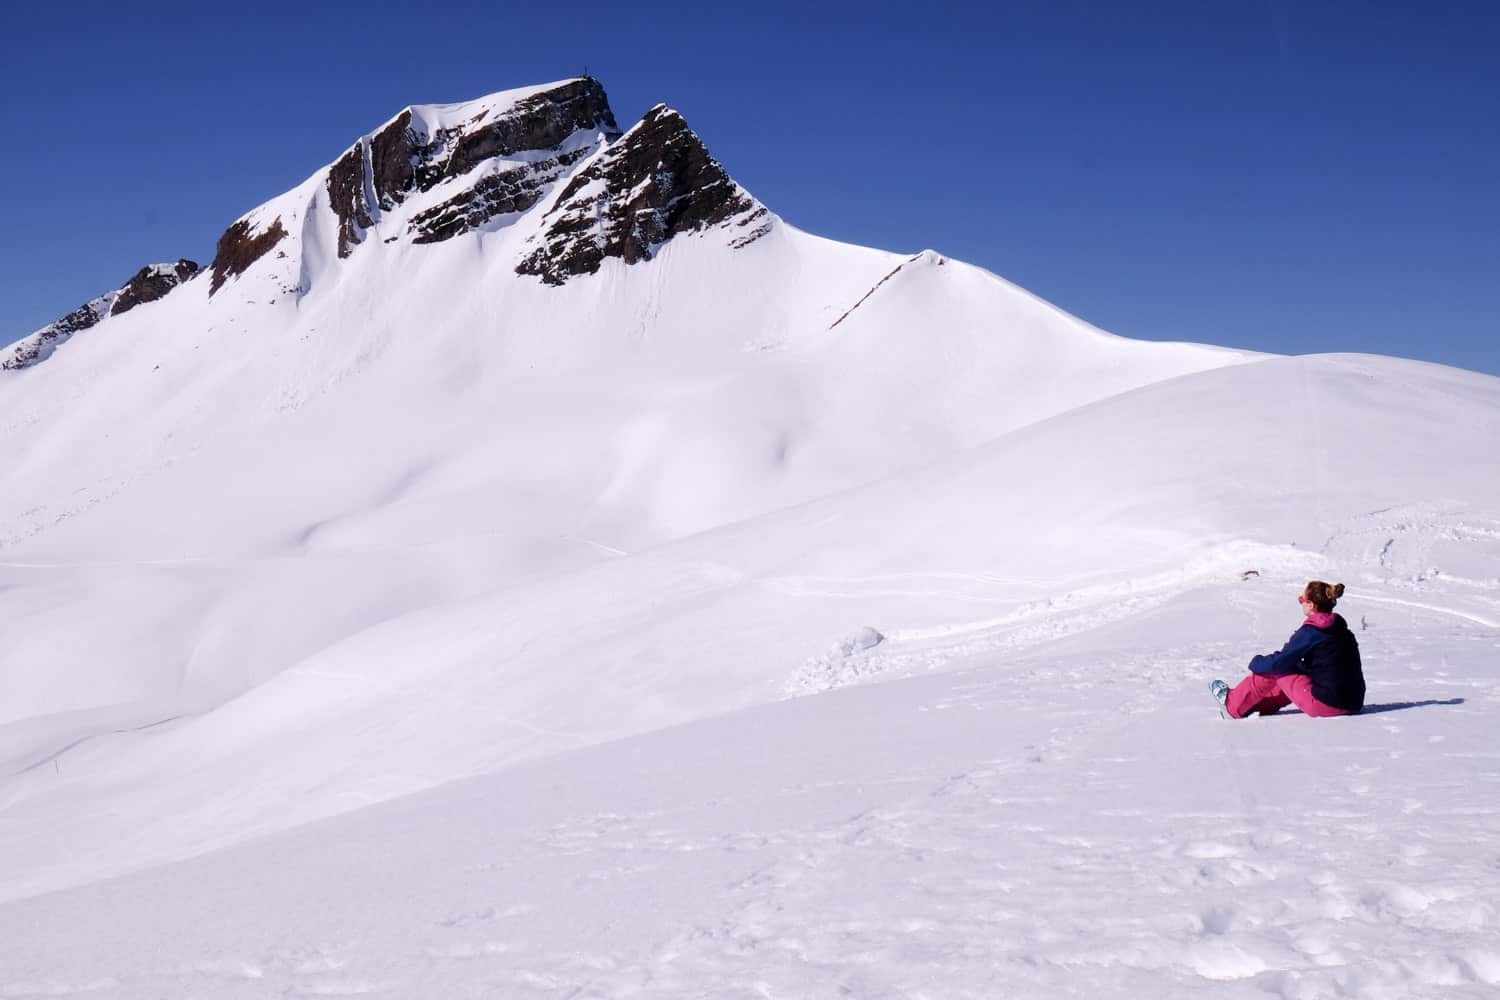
left=2, top=81, right=1498, bottom=999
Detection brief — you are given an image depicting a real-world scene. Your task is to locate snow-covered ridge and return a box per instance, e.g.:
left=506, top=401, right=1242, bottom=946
left=2, top=260, right=198, bottom=370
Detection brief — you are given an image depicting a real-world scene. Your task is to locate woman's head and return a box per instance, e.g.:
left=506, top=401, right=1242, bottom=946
left=1300, top=580, right=1345, bottom=614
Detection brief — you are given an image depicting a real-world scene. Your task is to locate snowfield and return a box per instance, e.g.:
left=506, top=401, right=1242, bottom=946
left=2, top=80, right=1498, bottom=998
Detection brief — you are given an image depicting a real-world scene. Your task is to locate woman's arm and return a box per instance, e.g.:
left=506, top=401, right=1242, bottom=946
left=1248, top=626, right=1323, bottom=675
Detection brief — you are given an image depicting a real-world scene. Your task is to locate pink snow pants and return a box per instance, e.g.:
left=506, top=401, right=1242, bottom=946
left=1227, top=673, right=1350, bottom=719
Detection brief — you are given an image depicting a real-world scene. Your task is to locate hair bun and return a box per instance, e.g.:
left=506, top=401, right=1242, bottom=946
left=1331, top=583, right=1345, bottom=599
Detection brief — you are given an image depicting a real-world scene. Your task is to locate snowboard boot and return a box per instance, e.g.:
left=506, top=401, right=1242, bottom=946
left=1209, top=678, right=1232, bottom=719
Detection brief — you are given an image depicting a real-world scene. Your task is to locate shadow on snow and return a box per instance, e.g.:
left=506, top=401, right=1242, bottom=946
left=1356, top=697, right=1466, bottom=715
left=1268, top=698, right=1467, bottom=718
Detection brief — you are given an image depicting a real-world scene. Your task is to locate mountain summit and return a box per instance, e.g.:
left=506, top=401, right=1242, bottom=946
left=5, top=78, right=768, bottom=369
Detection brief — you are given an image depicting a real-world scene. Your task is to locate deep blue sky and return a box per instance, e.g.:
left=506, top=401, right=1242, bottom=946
left=3, top=1, right=1496, bottom=374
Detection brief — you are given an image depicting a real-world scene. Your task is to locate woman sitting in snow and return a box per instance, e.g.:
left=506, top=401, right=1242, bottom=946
left=1212, top=581, right=1365, bottom=719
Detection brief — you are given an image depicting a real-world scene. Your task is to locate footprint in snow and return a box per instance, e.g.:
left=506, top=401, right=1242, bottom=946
left=1196, top=906, right=1237, bottom=935
left=1181, top=841, right=1239, bottom=860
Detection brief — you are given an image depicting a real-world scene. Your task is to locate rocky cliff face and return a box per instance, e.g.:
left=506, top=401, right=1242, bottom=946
left=209, top=217, right=288, bottom=295
left=516, top=105, right=770, bottom=285
left=408, top=145, right=595, bottom=245
left=201, top=77, right=767, bottom=297
left=111, top=260, right=201, bottom=316
left=327, top=77, right=621, bottom=257
left=3, top=261, right=200, bottom=371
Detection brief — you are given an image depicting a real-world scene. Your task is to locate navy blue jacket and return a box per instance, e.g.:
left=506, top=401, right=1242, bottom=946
left=1249, top=613, right=1365, bottom=712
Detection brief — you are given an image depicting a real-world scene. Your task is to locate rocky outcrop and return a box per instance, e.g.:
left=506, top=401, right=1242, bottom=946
left=210, top=217, right=288, bottom=295
left=516, top=105, right=769, bottom=285
left=409, top=78, right=619, bottom=193
left=196, top=80, right=765, bottom=296
left=408, top=146, right=593, bottom=244
left=3, top=298, right=112, bottom=371
left=4, top=260, right=199, bottom=371
left=330, top=77, right=621, bottom=254
left=369, top=110, right=417, bottom=211
left=327, top=144, right=375, bottom=259
left=111, top=260, right=200, bottom=316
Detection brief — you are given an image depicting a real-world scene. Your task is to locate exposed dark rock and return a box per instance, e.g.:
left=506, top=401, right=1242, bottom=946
left=828, top=254, right=924, bottom=330
left=4, top=259, right=200, bottom=370
left=411, top=78, right=618, bottom=194
left=327, top=144, right=375, bottom=259
left=409, top=146, right=591, bottom=244
left=729, top=206, right=774, bottom=249
left=447, top=80, right=617, bottom=179
left=210, top=217, right=289, bottom=295
left=10, top=79, right=759, bottom=372
left=111, top=259, right=200, bottom=316
left=2, top=299, right=109, bottom=370
left=48, top=302, right=106, bottom=339
left=369, top=109, right=415, bottom=211
left=326, top=78, right=620, bottom=257
left=516, top=105, right=765, bottom=285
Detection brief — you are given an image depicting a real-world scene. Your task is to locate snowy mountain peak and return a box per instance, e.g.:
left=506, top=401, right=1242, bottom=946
left=8, top=78, right=774, bottom=369
left=516, top=103, right=771, bottom=285
left=193, top=77, right=770, bottom=308
left=205, top=77, right=624, bottom=299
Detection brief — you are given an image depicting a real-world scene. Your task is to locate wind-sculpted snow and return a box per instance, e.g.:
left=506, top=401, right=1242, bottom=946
left=1, top=351, right=1496, bottom=906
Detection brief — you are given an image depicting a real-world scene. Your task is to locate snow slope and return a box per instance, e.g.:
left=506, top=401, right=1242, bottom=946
left=2, top=353, right=1498, bottom=998
left=0, top=210, right=1249, bottom=733
left=2, top=79, right=1498, bottom=998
